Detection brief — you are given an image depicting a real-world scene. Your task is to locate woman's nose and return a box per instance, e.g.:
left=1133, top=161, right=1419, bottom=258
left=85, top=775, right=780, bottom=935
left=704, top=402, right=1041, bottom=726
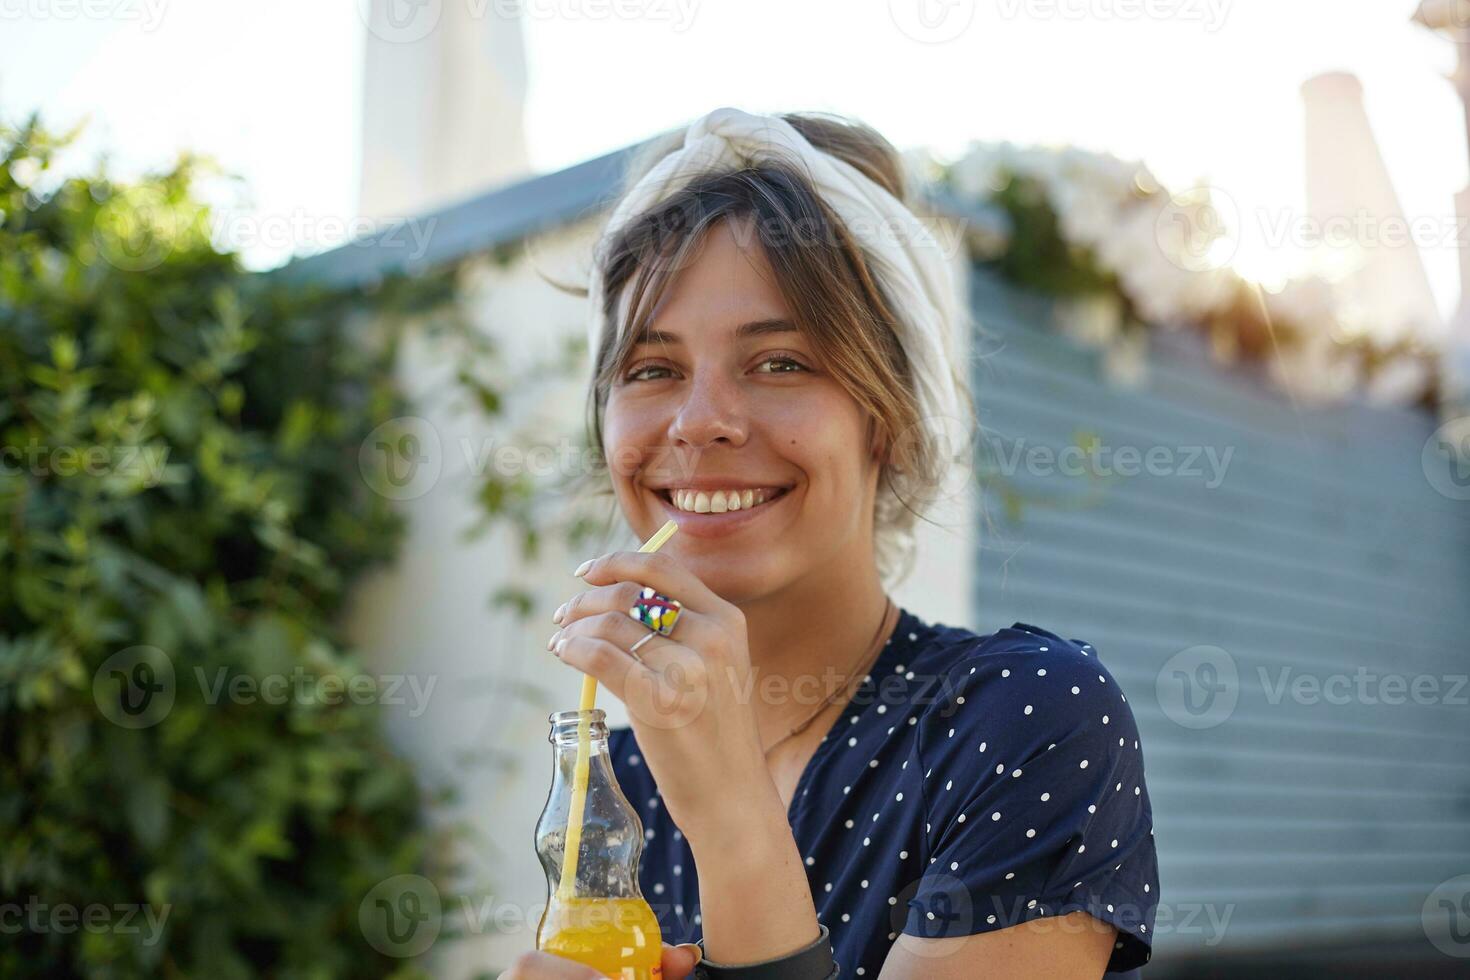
left=668, top=371, right=748, bottom=449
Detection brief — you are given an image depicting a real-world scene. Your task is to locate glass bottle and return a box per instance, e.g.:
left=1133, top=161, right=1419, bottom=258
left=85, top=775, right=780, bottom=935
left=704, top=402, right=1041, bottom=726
left=535, top=708, right=663, bottom=979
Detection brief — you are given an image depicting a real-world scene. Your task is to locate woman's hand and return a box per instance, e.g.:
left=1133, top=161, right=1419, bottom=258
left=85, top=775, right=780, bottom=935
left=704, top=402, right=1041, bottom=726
left=547, top=549, right=822, bottom=965
left=547, top=549, right=776, bottom=844
left=499, top=942, right=703, bottom=980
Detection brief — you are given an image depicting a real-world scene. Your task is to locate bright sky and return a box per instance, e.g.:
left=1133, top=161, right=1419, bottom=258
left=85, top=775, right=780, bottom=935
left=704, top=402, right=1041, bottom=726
left=1, top=0, right=1465, bottom=323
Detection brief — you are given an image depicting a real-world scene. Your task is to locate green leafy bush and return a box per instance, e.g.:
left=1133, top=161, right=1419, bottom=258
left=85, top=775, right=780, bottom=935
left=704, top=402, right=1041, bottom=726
left=0, top=116, right=451, bottom=978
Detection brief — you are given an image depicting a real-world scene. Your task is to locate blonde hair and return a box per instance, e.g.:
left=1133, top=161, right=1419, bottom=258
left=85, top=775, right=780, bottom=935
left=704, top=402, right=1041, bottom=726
left=583, top=111, right=974, bottom=585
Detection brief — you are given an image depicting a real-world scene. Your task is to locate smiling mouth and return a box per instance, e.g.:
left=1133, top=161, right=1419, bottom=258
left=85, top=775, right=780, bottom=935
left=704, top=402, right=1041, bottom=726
left=654, top=486, right=792, bottom=514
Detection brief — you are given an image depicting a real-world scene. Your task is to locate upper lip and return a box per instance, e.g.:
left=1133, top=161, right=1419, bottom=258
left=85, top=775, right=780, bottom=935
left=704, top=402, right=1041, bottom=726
left=645, top=478, right=793, bottom=491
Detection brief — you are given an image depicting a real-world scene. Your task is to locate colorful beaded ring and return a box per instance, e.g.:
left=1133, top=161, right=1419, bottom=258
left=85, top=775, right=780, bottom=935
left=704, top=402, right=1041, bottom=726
left=628, top=586, right=681, bottom=637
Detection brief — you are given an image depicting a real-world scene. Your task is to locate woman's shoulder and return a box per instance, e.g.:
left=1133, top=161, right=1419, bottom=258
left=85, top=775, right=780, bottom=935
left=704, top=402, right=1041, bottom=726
left=891, top=613, right=1159, bottom=971
left=898, top=612, right=1115, bottom=691
left=895, top=611, right=1138, bottom=755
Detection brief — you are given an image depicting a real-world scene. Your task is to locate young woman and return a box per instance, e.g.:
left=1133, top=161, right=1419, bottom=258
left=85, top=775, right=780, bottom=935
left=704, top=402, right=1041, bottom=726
left=509, top=108, right=1158, bottom=980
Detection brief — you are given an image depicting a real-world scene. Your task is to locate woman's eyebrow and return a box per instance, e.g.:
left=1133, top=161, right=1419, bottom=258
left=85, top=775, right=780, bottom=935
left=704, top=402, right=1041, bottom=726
left=632, top=317, right=798, bottom=346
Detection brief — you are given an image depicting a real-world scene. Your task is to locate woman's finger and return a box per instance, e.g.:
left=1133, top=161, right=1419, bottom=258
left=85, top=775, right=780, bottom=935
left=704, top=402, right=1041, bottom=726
left=574, top=550, right=728, bottom=621
left=554, top=579, right=670, bottom=630
left=550, top=611, right=675, bottom=679
left=496, top=949, right=606, bottom=979
left=550, top=605, right=724, bottom=666
left=552, top=631, right=654, bottom=704
left=553, top=631, right=710, bottom=731
left=660, top=941, right=705, bottom=980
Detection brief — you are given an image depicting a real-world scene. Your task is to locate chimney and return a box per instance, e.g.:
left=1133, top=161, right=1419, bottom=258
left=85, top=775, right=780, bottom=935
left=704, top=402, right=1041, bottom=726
left=357, top=0, right=531, bottom=221
left=1300, top=71, right=1443, bottom=341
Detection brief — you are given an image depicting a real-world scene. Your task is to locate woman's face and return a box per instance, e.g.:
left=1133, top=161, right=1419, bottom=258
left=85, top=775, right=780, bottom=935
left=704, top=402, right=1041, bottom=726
left=602, top=215, right=881, bottom=604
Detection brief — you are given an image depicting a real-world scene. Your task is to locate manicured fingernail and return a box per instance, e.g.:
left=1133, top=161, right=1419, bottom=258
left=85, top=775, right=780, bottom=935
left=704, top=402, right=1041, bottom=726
left=573, top=558, right=594, bottom=577
left=546, top=632, right=559, bottom=651
left=553, top=638, right=568, bottom=657
left=682, top=944, right=703, bottom=965
left=552, top=603, right=567, bottom=624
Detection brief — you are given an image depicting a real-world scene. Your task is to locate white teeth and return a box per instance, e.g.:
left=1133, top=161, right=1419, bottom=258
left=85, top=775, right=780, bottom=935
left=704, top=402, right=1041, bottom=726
left=667, top=488, right=780, bottom=513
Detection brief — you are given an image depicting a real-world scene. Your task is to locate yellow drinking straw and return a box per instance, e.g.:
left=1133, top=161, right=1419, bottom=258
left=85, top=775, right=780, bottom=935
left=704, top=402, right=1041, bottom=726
left=556, top=519, right=679, bottom=900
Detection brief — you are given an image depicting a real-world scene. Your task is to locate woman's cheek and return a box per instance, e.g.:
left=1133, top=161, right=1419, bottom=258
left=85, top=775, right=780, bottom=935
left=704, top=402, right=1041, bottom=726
left=774, top=393, right=869, bottom=492
left=602, top=397, right=655, bottom=479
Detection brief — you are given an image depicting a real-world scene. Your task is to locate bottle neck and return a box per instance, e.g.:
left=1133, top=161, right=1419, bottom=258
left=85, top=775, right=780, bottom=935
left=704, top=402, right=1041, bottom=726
left=549, top=708, right=610, bottom=755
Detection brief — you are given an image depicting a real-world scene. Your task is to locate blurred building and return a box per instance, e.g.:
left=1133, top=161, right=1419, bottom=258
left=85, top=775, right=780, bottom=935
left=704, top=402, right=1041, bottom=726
left=1300, top=71, right=1442, bottom=340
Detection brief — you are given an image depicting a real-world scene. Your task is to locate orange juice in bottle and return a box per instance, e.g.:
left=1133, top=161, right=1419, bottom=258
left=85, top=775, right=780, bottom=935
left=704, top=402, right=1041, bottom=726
left=535, top=708, right=663, bottom=979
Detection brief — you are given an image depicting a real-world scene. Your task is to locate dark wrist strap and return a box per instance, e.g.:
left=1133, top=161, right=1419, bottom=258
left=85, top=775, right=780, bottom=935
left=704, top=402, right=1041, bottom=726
left=693, top=922, right=839, bottom=980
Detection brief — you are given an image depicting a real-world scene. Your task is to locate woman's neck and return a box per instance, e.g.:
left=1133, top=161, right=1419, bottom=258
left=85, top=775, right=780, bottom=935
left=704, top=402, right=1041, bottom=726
left=738, top=553, right=891, bottom=749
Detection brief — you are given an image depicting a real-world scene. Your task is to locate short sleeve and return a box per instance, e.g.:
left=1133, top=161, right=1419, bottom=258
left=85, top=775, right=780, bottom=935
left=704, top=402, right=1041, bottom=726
left=902, top=627, right=1158, bottom=972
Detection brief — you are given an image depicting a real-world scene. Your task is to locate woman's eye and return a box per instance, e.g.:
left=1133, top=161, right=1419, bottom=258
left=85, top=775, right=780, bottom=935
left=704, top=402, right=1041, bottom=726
left=624, top=363, right=673, bottom=382
left=754, top=355, right=807, bottom=374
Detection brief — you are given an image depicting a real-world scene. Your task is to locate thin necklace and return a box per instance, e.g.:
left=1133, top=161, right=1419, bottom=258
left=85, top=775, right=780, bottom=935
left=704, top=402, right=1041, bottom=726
left=760, top=596, right=897, bottom=758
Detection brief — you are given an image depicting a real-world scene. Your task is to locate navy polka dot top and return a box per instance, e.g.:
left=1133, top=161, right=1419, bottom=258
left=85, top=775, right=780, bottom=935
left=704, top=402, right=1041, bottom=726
left=609, top=606, right=1159, bottom=978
